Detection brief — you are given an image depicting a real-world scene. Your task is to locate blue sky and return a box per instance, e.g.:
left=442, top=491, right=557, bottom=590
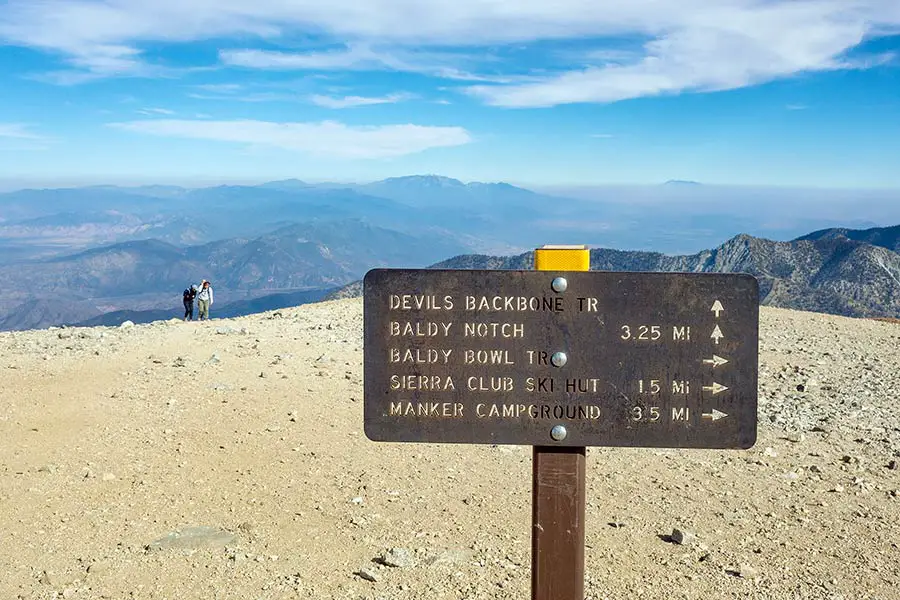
left=0, top=1, right=899, bottom=188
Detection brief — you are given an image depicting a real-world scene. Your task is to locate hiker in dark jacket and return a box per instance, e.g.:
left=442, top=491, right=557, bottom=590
left=183, top=284, right=198, bottom=321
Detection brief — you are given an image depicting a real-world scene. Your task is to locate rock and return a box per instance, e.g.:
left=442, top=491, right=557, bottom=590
left=787, top=432, right=805, bottom=443
left=671, top=528, right=695, bottom=545
left=37, top=464, right=58, bottom=474
left=355, top=568, right=379, bottom=582
left=206, top=354, right=221, bottom=365
left=102, top=472, right=116, bottom=481
left=888, top=460, right=898, bottom=471
left=378, top=547, right=414, bottom=568
left=86, top=560, right=110, bottom=576
left=38, top=570, right=63, bottom=586
left=58, top=331, right=73, bottom=339
left=429, top=548, right=473, bottom=566
left=147, top=526, right=237, bottom=551
left=739, top=564, right=759, bottom=579
left=226, top=548, right=248, bottom=563
left=62, top=588, right=76, bottom=599
left=763, top=447, right=778, bottom=458
left=119, top=321, right=134, bottom=329
left=216, top=327, right=236, bottom=335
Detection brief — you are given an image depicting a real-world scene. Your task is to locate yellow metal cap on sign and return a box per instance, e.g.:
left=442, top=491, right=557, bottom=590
left=534, top=244, right=590, bottom=272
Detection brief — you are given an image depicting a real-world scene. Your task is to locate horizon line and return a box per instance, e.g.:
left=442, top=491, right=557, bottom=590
left=1, top=176, right=899, bottom=194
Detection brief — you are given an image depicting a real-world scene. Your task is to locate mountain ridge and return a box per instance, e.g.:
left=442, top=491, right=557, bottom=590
left=796, top=224, right=900, bottom=253
left=2, top=175, right=898, bottom=330
left=327, top=229, right=900, bottom=319
left=0, top=217, right=468, bottom=331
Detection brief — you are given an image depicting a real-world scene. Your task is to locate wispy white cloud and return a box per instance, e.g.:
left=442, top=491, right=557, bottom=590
left=188, top=81, right=324, bottom=103
left=188, top=79, right=415, bottom=106
left=221, top=45, right=377, bottom=70
left=0, top=0, right=898, bottom=107
left=192, top=83, right=245, bottom=94
left=785, top=104, right=808, bottom=110
left=0, top=123, right=45, bottom=140
left=220, top=45, right=529, bottom=83
left=137, top=107, right=176, bottom=115
left=591, top=133, right=614, bottom=138
left=107, top=118, right=471, bottom=159
left=309, top=93, right=413, bottom=109
left=0, top=123, right=53, bottom=150
left=464, top=3, right=900, bottom=107
left=188, top=91, right=301, bottom=102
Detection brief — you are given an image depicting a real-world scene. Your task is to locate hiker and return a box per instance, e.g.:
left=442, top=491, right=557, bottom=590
left=196, top=280, right=214, bottom=321
left=182, top=284, right=198, bottom=321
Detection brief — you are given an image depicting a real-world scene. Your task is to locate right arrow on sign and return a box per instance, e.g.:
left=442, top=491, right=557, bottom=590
left=702, top=354, right=729, bottom=367
left=702, top=409, right=728, bottom=421
left=702, top=382, right=729, bottom=395
left=711, top=324, right=724, bottom=344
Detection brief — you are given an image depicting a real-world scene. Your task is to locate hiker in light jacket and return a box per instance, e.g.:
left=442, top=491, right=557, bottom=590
left=196, top=280, right=214, bottom=320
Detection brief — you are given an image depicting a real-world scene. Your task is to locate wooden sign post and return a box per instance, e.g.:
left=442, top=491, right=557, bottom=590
left=362, top=245, right=759, bottom=598
left=531, top=245, right=589, bottom=600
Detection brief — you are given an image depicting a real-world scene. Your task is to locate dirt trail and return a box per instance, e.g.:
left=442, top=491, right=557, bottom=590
left=0, top=300, right=898, bottom=600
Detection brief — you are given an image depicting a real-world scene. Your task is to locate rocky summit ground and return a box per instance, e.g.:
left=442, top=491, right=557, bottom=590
left=1, top=299, right=898, bottom=600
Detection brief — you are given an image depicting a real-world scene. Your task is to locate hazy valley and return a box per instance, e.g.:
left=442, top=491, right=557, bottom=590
left=1, top=176, right=899, bottom=330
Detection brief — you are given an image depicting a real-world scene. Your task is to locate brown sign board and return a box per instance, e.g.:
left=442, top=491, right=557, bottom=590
left=363, top=269, right=759, bottom=449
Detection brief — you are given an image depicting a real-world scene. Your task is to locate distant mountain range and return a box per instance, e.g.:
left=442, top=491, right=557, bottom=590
left=0, top=175, right=561, bottom=260
left=5, top=175, right=889, bottom=261
left=329, top=225, right=900, bottom=320
left=0, top=218, right=465, bottom=331
left=1, top=175, right=898, bottom=330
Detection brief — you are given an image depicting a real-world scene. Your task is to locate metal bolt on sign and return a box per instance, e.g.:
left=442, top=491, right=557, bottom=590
left=550, top=425, right=568, bottom=441
left=550, top=351, right=568, bottom=367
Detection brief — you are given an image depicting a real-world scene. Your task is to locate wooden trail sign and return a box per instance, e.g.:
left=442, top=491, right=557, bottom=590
left=363, top=266, right=759, bottom=449
left=362, top=246, right=760, bottom=600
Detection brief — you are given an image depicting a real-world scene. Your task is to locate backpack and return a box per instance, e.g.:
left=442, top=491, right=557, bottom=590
left=183, top=288, right=193, bottom=301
